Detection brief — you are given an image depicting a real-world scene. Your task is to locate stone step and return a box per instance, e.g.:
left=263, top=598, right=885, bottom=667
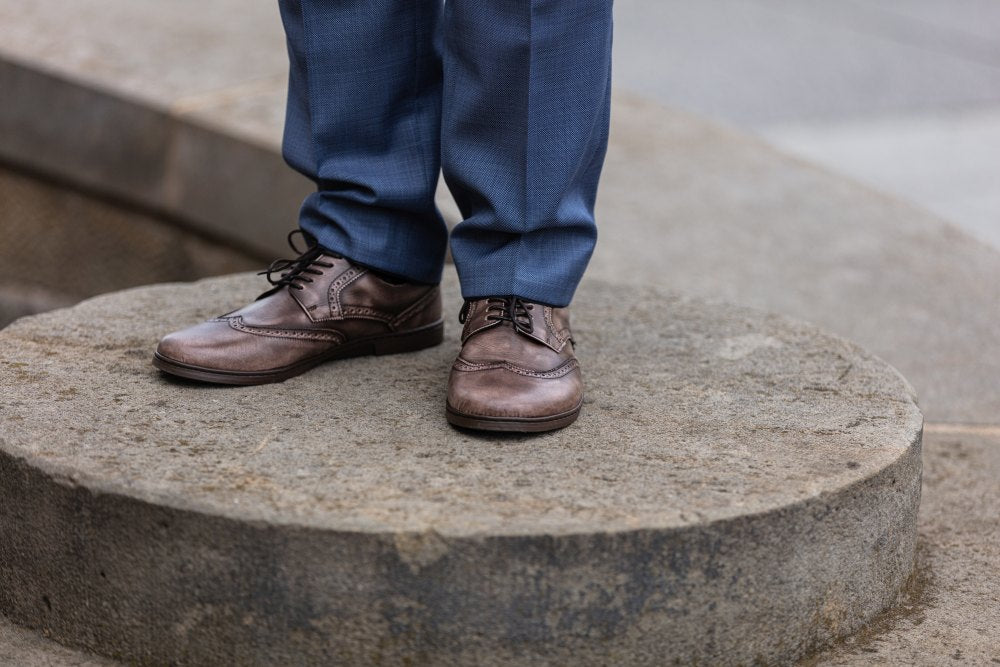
left=0, top=272, right=922, bottom=665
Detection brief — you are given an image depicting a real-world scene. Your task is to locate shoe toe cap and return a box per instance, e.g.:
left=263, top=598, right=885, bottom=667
left=447, top=362, right=582, bottom=420
left=155, top=320, right=248, bottom=370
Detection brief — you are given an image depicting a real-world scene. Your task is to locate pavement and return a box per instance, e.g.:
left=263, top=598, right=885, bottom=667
left=762, top=109, right=1000, bottom=250
left=808, top=426, right=1000, bottom=665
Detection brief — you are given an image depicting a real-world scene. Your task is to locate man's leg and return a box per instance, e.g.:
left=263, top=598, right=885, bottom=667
left=441, top=0, right=614, bottom=307
left=152, top=0, right=448, bottom=385
left=280, top=0, right=447, bottom=284
left=441, top=0, right=614, bottom=432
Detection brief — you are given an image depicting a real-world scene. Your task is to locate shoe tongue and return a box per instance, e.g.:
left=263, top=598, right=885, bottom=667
left=460, top=300, right=567, bottom=353
left=461, top=321, right=563, bottom=367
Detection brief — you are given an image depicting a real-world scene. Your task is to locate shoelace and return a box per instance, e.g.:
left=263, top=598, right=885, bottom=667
left=460, top=295, right=534, bottom=335
left=256, top=229, right=338, bottom=298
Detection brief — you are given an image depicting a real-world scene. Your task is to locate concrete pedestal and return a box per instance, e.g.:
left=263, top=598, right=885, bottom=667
left=0, top=272, right=922, bottom=665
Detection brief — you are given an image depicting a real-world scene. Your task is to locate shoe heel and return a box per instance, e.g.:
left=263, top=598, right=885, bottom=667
left=373, top=321, right=444, bottom=355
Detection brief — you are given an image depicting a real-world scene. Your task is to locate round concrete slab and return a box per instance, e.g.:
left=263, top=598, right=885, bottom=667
left=0, top=273, right=922, bottom=665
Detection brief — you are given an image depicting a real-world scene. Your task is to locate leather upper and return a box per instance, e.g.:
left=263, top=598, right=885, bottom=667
left=156, top=253, right=441, bottom=373
left=447, top=297, right=582, bottom=419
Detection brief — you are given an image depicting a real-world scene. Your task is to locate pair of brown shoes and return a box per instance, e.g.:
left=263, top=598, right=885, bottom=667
left=153, top=233, right=583, bottom=432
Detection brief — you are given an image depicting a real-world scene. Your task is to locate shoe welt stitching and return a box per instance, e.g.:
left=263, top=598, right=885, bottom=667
left=452, top=357, right=579, bottom=379
left=229, top=317, right=346, bottom=343
left=340, top=306, right=393, bottom=321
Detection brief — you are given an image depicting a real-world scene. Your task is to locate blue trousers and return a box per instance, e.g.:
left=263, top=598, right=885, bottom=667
left=278, top=0, right=613, bottom=307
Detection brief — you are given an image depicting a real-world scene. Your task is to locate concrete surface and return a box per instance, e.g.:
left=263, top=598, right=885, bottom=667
left=0, top=616, right=115, bottom=667
left=0, top=273, right=921, bottom=665
left=0, top=165, right=258, bottom=329
left=594, top=92, right=1000, bottom=425
left=762, top=107, right=1000, bottom=251
left=6, top=432, right=996, bottom=667
left=0, top=52, right=309, bottom=257
left=806, top=427, right=1000, bottom=665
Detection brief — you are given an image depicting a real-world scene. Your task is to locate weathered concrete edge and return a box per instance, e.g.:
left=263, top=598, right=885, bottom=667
left=0, top=274, right=924, bottom=535
left=0, top=427, right=921, bottom=665
left=0, top=612, right=120, bottom=667
left=0, top=54, right=308, bottom=258
left=0, top=275, right=924, bottom=662
left=0, top=411, right=923, bottom=538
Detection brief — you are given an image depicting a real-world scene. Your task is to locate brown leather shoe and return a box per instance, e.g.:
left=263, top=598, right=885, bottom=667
left=153, top=231, right=443, bottom=384
left=446, top=296, right=583, bottom=432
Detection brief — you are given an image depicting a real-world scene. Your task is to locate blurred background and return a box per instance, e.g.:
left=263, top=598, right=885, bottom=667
left=1, top=0, right=999, bottom=421
left=616, top=0, right=1000, bottom=250
left=1, top=0, right=997, bottom=328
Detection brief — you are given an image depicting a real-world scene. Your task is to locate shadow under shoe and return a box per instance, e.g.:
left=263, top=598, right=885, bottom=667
left=153, top=231, right=443, bottom=385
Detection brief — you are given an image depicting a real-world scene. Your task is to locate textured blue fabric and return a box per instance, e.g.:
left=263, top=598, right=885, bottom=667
left=279, top=0, right=613, bottom=306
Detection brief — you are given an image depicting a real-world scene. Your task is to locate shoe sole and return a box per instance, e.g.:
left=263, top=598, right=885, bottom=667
left=445, top=399, right=582, bottom=433
left=152, top=320, right=444, bottom=386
